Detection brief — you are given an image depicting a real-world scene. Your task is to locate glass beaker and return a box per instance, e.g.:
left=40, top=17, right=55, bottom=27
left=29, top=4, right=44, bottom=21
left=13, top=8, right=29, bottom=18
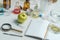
left=31, top=10, right=39, bottom=18
left=40, top=0, right=51, bottom=12
left=49, top=8, right=60, bottom=23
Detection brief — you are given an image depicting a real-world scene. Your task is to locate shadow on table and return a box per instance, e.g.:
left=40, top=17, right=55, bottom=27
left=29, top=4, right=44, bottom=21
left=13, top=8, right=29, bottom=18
left=25, top=35, right=49, bottom=40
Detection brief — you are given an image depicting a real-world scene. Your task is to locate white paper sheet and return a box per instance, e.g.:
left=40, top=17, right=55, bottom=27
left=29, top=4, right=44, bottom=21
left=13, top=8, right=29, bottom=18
left=25, top=18, right=50, bottom=39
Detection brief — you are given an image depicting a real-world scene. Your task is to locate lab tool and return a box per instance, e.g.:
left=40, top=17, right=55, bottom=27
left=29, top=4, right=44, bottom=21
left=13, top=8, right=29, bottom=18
left=48, top=0, right=57, bottom=3
left=40, top=0, right=50, bottom=12
left=1, top=23, right=22, bottom=33
left=12, top=7, right=20, bottom=14
left=3, top=0, right=11, bottom=9
left=12, top=1, right=21, bottom=14
left=3, top=33, right=23, bottom=37
left=31, top=3, right=40, bottom=18
left=3, top=0, right=11, bottom=15
left=23, top=0, right=30, bottom=11
left=0, top=3, right=3, bottom=8
left=26, top=9, right=33, bottom=16
left=31, top=11, right=39, bottom=18
left=50, top=8, right=60, bottom=22
left=34, top=4, right=38, bottom=11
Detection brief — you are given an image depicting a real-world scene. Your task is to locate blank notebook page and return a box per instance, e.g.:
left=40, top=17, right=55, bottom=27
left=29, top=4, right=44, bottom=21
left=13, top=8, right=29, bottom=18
left=25, top=18, right=50, bottom=38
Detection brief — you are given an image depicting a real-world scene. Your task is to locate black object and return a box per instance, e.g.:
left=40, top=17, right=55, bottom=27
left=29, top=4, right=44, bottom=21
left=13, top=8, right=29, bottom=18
left=20, top=6, right=22, bottom=9
left=1, top=23, right=22, bottom=33
left=1, top=23, right=12, bottom=31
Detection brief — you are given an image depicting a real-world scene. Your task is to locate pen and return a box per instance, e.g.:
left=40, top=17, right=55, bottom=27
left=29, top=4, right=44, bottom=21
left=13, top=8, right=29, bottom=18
left=3, top=33, right=23, bottom=37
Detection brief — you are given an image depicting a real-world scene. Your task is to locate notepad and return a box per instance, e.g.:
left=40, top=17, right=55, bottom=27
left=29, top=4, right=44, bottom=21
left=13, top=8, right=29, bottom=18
left=25, top=18, right=50, bottom=39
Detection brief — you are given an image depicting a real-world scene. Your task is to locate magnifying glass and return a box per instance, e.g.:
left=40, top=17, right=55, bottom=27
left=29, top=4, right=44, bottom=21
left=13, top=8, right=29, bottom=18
left=1, top=23, right=22, bottom=33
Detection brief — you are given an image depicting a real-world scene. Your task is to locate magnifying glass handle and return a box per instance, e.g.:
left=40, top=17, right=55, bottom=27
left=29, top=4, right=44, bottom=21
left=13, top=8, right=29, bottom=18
left=12, top=29, right=22, bottom=33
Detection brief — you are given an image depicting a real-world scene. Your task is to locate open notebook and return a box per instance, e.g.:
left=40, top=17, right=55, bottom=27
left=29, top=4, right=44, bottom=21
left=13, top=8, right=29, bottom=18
left=25, top=18, right=50, bottom=39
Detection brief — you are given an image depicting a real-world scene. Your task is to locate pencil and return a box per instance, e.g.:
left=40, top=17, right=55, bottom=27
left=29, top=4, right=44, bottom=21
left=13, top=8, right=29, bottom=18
left=44, top=26, right=49, bottom=40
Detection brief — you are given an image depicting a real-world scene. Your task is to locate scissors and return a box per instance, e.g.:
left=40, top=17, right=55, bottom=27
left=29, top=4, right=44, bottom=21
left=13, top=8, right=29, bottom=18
left=1, top=23, right=22, bottom=33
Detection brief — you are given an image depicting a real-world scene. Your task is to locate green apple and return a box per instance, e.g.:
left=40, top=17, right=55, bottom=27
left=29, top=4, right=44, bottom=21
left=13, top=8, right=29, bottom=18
left=18, top=12, right=27, bottom=23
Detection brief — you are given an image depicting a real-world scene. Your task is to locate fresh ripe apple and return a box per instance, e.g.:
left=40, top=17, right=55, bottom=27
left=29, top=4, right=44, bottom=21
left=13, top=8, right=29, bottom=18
left=18, top=12, right=27, bottom=23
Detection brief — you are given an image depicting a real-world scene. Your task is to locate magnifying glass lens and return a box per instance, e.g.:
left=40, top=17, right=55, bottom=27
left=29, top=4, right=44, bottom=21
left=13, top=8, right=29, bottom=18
left=1, top=23, right=22, bottom=33
left=3, top=25, right=10, bottom=29
left=1, top=24, right=11, bottom=31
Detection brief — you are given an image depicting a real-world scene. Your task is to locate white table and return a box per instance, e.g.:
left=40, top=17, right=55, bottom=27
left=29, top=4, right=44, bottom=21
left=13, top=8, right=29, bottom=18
left=0, top=0, right=60, bottom=40
left=0, top=12, right=38, bottom=40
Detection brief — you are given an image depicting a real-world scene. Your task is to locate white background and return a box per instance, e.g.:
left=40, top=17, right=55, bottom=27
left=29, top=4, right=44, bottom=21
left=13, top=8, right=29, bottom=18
left=0, top=0, right=60, bottom=40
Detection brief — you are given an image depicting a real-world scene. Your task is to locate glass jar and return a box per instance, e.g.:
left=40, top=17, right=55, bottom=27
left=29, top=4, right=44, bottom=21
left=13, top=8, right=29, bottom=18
left=31, top=10, right=39, bottom=18
left=3, top=0, right=11, bottom=9
left=23, top=0, right=30, bottom=11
